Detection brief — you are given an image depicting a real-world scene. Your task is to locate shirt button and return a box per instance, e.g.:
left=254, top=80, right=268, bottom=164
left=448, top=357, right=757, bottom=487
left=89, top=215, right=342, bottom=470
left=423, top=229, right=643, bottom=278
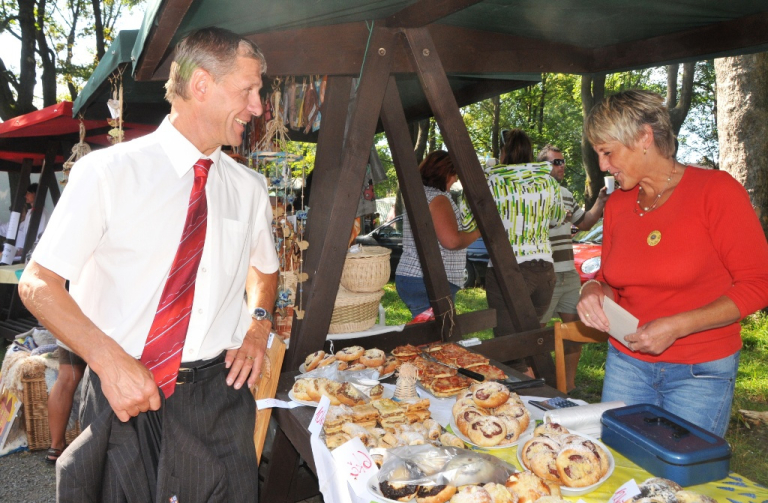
left=189, top=348, right=196, bottom=355
left=198, top=308, right=203, bottom=314
left=201, top=267, right=207, bottom=273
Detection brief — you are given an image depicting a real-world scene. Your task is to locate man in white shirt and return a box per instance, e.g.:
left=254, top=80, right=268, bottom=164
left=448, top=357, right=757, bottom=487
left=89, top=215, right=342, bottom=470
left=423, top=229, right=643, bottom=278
left=19, top=28, right=278, bottom=500
left=538, top=144, right=607, bottom=391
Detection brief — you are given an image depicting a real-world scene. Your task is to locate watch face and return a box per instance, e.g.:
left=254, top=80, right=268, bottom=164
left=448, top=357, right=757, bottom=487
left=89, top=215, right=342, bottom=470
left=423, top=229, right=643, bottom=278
left=253, top=308, right=267, bottom=319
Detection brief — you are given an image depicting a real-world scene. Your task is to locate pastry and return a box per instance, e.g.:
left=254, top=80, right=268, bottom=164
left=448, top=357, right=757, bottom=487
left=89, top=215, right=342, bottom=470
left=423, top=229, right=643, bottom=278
left=527, top=448, right=561, bottom=484
left=455, top=407, right=488, bottom=437
left=449, top=485, right=493, bottom=503
left=494, top=403, right=530, bottom=433
left=632, top=478, right=682, bottom=503
left=482, top=483, right=517, bottom=503
left=453, top=397, right=480, bottom=417
left=470, top=364, right=508, bottom=381
left=416, top=484, right=457, bottom=503
left=426, top=375, right=473, bottom=398
left=466, top=415, right=506, bottom=447
left=324, top=433, right=351, bottom=449
left=317, top=354, right=337, bottom=368
left=440, top=432, right=465, bottom=448
left=443, top=455, right=497, bottom=486
left=318, top=379, right=342, bottom=405
left=382, top=355, right=400, bottom=374
left=520, top=437, right=561, bottom=469
left=345, top=362, right=368, bottom=371
left=576, top=439, right=610, bottom=477
left=533, top=498, right=566, bottom=503
left=336, top=382, right=366, bottom=406
left=323, top=404, right=352, bottom=434
left=303, top=350, right=325, bottom=371
left=496, top=414, right=523, bottom=445
left=392, top=344, right=421, bottom=359
left=336, top=345, right=365, bottom=361
left=505, top=471, right=551, bottom=503
left=424, top=418, right=442, bottom=440
left=674, top=491, right=717, bottom=503
left=472, top=381, right=510, bottom=409
left=370, top=383, right=385, bottom=399
left=555, top=443, right=602, bottom=487
left=291, top=378, right=313, bottom=401
left=341, top=422, right=376, bottom=447
left=533, top=422, right=569, bottom=437
left=360, top=348, right=386, bottom=367
left=380, top=481, right=419, bottom=502
left=406, top=410, right=431, bottom=423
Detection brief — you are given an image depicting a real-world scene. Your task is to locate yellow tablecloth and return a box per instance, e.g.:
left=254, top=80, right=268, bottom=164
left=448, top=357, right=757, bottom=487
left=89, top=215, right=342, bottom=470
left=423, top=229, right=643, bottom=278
left=484, top=442, right=768, bottom=502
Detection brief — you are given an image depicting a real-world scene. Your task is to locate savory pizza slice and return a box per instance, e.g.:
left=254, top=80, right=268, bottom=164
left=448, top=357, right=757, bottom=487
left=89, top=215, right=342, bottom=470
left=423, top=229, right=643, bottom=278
left=470, top=364, right=507, bottom=381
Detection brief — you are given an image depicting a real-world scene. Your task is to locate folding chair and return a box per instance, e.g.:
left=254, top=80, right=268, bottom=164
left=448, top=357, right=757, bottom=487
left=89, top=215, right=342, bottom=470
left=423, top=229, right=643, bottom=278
left=553, top=321, right=609, bottom=393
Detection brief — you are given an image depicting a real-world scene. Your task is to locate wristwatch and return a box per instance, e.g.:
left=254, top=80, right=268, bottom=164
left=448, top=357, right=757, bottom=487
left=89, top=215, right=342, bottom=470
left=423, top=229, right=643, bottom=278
left=252, top=307, right=274, bottom=325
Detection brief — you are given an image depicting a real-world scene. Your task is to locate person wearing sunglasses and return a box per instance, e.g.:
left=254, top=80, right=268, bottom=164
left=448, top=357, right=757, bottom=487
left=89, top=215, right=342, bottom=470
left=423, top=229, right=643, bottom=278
left=537, top=144, right=608, bottom=392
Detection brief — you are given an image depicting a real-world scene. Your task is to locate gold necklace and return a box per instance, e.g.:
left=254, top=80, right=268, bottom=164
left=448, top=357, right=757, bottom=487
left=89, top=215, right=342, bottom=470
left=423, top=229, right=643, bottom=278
left=635, top=161, right=677, bottom=217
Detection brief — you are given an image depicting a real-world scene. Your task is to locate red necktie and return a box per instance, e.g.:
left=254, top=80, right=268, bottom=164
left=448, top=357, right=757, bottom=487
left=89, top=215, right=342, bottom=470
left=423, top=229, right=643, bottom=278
left=141, top=159, right=212, bottom=397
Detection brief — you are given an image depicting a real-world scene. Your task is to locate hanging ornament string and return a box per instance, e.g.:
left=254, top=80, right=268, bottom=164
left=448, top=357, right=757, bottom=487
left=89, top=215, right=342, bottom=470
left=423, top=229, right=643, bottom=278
left=61, top=119, right=92, bottom=186
left=635, top=160, right=677, bottom=217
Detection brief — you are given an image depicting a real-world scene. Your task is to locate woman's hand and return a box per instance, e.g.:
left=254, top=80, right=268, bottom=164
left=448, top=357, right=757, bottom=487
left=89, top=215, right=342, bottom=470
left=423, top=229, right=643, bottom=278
left=624, top=317, right=681, bottom=355
left=577, top=280, right=610, bottom=331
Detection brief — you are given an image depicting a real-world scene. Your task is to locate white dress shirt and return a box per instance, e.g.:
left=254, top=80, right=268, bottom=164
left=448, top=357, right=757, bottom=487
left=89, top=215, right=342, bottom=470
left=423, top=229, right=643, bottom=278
left=34, top=117, right=279, bottom=361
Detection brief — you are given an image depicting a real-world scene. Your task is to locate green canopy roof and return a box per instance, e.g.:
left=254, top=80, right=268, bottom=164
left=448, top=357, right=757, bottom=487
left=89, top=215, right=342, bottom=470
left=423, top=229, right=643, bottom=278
left=73, top=30, right=168, bottom=122
left=132, top=0, right=768, bottom=82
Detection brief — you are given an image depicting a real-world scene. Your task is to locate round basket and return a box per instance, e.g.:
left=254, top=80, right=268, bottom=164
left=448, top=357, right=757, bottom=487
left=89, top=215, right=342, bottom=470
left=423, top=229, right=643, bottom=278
left=329, top=286, right=385, bottom=334
left=340, top=246, right=391, bottom=293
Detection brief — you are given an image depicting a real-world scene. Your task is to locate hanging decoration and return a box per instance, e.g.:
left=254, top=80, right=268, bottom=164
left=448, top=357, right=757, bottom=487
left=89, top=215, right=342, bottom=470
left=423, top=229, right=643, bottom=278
left=61, top=120, right=92, bottom=186
left=106, top=67, right=126, bottom=145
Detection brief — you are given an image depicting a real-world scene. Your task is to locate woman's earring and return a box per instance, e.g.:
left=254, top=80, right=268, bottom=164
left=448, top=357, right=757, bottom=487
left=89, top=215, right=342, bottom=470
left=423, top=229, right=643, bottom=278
left=643, top=148, right=647, bottom=155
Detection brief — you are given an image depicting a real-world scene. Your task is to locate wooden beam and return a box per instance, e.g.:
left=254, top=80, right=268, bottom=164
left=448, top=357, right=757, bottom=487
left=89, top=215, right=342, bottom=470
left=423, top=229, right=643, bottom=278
left=454, top=308, right=496, bottom=337
left=386, top=0, right=484, bottom=28
left=134, top=0, right=196, bottom=81
left=22, top=142, right=58, bottom=261
left=380, top=76, right=454, bottom=338
left=401, top=26, right=540, bottom=333
left=239, top=22, right=591, bottom=77
left=285, top=27, right=397, bottom=369
left=325, top=321, right=441, bottom=355
left=592, top=11, right=768, bottom=73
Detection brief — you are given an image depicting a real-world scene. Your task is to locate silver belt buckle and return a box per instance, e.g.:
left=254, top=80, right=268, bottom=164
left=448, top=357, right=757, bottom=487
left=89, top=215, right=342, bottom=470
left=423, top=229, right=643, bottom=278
left=176, top=367, right=192, bottom=385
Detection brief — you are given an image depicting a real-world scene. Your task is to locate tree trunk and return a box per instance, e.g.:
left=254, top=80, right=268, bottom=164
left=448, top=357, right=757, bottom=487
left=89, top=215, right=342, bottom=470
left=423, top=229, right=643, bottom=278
left=428, top=118, right=437, bottom=152
left=92, top=0, right=106, bottom=61
left=580, top=73, right=606, bottom=208
left=537, top=73, right=547, bottom=135
left=667, top=62, right=695, bottom=149
left=17, top=0, right=38, bottom=115
left=715, top=53, right=768, bottom=238
left=36, top=0, right=57, bottom=107
left=413, top=119, right=429, bottom=162
left=491, top=95, right=501, bottom=159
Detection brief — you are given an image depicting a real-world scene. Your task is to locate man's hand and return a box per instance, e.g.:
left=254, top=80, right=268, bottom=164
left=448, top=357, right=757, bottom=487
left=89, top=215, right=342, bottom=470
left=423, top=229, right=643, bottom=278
left=225, top=319, right=271, bottom=389
left=91, top=343, right=161, bottom=422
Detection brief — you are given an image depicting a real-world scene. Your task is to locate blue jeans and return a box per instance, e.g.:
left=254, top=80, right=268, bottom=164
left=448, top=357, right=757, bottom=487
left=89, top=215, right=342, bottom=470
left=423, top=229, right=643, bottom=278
left=395, top=275, right=461, bottom=318
left=602, top=344, right=739, bottom=437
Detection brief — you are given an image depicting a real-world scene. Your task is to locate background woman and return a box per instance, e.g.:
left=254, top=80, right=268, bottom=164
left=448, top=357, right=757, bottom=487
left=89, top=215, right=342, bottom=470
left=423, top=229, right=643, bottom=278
left=395, top=150, right=480, bottom=317
left=578, top=89, right=768, bottom=436
left=460, top=129, right=563, bottom=373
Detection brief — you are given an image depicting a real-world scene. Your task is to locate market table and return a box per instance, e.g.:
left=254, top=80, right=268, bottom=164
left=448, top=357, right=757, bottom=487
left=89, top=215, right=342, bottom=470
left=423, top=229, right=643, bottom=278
left=261, top=366, right=768, bottom=503
left=0, top=264, right=23, bottom=284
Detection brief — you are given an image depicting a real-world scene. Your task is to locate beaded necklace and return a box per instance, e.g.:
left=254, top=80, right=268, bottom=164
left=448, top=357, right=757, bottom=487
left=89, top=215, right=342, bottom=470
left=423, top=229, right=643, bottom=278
left=635, top=161, right=677, bottom=217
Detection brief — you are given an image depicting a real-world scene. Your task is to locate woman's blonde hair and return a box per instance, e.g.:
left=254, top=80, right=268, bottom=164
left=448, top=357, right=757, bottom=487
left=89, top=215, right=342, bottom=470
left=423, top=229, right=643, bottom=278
left=165, top=27, right=266, bottom=103
left=585, top=89, right=676, bottom=158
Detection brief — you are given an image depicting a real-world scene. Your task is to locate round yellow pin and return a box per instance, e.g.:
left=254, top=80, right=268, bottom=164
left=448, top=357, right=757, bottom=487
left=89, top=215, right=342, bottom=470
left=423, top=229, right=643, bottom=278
left=647, top=230, right=662, bottom=246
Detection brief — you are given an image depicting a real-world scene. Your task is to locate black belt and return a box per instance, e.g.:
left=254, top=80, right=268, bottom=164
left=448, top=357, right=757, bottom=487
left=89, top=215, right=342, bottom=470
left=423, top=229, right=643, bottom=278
left=176, top=353, right=227, bottom=385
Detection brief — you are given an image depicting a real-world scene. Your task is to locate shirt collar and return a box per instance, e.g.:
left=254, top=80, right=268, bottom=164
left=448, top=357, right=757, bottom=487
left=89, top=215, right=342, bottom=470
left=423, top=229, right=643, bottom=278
left=157, top=116, right=222, bottom=179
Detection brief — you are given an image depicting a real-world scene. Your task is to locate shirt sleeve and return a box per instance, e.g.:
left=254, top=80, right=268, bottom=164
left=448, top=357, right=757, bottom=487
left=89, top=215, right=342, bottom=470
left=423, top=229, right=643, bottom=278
left=32, top=155, right=108, bottom=282
left=249, top=174, right=279, bottom=274
left=459, top=191, right=478, bottom=232
left=548, top=177, right=565, bottom=227
left=703, top=171, right=768, bottom=318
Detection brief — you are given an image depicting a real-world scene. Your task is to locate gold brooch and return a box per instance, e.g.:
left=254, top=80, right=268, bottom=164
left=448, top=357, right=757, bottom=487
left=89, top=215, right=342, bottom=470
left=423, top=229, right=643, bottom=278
left=647, top=230, right=662, bottom=246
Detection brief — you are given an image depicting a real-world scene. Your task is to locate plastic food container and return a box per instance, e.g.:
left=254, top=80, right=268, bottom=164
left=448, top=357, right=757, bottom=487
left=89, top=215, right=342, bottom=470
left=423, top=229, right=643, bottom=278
left=601, top=404, right=731, bottom=486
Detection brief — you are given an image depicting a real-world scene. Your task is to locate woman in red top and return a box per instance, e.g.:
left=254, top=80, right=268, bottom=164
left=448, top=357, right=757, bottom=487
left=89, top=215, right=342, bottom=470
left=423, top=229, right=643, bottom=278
left=577, top=90, right=768, bottom=436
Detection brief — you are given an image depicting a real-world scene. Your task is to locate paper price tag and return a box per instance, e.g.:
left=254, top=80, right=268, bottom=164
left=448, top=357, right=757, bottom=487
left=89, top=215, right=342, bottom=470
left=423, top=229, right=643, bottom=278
left=308, top=395, right=331, bottom=436
left=458, top=337, right=481, bottom=347
left=267, top=332, right=275, bottom=349
left=609, top=479, right=641, bottom=503
left=255, top=398, right=303, bottom=410
left=331, top=436, right=379, bottom=498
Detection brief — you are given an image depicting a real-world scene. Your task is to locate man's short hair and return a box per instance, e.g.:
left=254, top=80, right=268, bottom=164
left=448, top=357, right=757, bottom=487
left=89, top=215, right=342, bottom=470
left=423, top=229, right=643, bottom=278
left=26, top=183, right=38, bottom=194
left=537, top=144, right=561, bottom=162
left=165, top=27, right=267, bottom=103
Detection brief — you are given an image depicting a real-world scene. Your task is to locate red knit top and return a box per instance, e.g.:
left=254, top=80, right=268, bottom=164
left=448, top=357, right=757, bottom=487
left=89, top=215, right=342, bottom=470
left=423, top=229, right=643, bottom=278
left=597, top=166, right=768, bottom=364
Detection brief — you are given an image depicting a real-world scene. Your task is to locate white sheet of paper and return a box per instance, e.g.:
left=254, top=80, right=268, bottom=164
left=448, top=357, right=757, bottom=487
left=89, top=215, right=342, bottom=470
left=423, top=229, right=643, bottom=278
left=6, top=212, right=20, bottom=240
left=331, top=437, right=379, bottom=498
left=609, top=479, right=641, bottom=503
left=308, top=395, right=331, bottom=436
left=255, top=398, right=303, bottom=410
left=602, top=296, right=639, bottom=348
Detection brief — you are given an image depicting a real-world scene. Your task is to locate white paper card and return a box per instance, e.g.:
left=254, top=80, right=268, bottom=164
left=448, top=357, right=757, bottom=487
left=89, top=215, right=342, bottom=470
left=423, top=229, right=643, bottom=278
left=6, top=212, right=20, bottom=240
left=308, top=395, right=331, bottom=435
left=255, top=398, right=303, bottom=410
left=331, top=436, right=379, bottom=498
left=602, top=296, right=639, bottom=348
left=609, top=478, right=641, bottom=503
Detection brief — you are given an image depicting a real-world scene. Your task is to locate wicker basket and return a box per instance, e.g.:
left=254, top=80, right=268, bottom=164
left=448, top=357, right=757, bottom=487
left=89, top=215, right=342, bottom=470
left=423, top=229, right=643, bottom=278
left=329, top=286, right=384, bottom=334
left=340, top=246, right=391, bottom=293
left=20, top=361, right=80, bottom=451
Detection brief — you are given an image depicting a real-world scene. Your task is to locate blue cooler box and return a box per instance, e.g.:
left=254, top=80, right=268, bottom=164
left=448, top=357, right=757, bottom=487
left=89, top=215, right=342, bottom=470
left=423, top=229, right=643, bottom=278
left=601, top=404, right=730, bottom=486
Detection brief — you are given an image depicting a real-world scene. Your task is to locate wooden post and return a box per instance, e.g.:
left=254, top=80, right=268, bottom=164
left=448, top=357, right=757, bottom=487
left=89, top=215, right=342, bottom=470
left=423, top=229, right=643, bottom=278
left=286, top=27, right=397, bottom=368
left=22, top=141, right=58, bottom=261
left=380, top=76, right=455, bottom=339
left=251, top=335, right=286, bottom=463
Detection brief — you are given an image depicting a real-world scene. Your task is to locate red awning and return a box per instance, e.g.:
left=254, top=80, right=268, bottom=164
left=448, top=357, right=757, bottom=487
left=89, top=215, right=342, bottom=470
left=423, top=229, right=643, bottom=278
left=0, top=151, right=65, bottom=165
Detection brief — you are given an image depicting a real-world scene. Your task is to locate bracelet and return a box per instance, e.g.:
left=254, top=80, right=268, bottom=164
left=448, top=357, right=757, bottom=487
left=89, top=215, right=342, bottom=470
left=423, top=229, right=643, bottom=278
left=579, top=279, right=602, bottom=295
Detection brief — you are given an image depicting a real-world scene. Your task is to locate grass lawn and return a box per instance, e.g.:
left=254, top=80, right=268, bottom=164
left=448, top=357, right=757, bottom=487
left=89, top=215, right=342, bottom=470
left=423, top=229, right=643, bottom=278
left=383, top=283, right=768, bottom=485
